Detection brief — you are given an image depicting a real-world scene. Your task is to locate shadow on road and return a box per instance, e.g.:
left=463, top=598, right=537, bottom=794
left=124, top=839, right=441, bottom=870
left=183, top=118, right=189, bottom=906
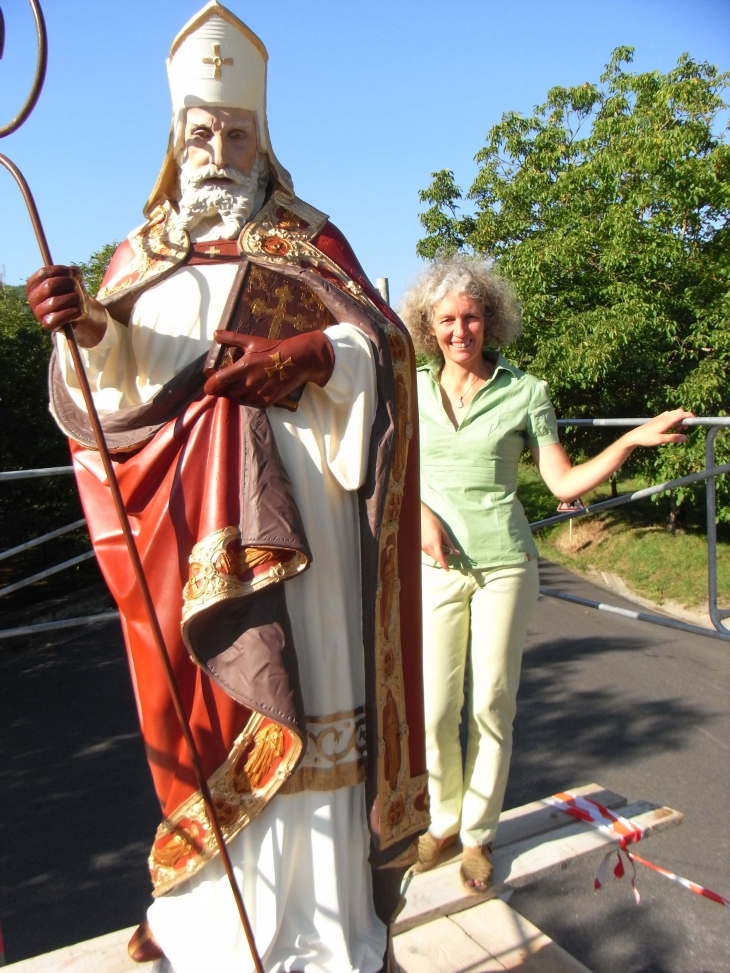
left=506, top=633, right=713, bottom=810
left=0, top=623, right=160, bottom=963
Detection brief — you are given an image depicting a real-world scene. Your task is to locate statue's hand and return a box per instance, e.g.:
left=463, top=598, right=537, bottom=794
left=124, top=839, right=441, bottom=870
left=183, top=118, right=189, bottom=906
left=26, top=265, right=108, bottom=347
left=204, top=330, right=335, bottom=408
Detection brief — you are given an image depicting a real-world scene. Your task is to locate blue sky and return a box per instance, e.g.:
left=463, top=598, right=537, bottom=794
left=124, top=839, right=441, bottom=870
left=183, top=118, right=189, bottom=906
left=1, top=0, right=728, bottom=304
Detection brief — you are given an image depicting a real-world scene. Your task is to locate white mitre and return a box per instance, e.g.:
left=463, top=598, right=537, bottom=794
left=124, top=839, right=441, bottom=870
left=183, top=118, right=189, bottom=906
left=144, top=1, right=293, bottom=219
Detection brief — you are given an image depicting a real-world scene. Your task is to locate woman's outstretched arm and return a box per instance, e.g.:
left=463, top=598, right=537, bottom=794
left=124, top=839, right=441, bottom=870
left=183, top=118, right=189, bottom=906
left=532, top=409, right=694, bottom=502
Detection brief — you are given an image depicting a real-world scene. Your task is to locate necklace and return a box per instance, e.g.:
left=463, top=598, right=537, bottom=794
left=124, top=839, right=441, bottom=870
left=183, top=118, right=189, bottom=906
left=440, top=371, right=481, bottom=408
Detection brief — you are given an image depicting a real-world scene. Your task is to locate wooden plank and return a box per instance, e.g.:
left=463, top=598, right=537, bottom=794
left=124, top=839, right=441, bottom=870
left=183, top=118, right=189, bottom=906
left=395, top=801, right=682, bottom=934
left=452, top=900, right=593, bottom=972
left=394, top=915, right=506, bottom=972
left=432, top=784, right=626, bottom=871
left=4, top=927, right=143, bottom=972
left=486, top=784, right=625, bottom=855
left=496, top=802, right=682, bottom=891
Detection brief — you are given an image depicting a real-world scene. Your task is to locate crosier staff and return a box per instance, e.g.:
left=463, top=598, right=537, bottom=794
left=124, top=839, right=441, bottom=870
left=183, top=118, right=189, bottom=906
left=0, top=5, right=264, bottom=970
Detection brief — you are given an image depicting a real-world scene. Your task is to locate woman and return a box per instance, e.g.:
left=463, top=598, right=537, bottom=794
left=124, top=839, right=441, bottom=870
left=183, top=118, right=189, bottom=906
left=399, top=256, right=691, bottom=894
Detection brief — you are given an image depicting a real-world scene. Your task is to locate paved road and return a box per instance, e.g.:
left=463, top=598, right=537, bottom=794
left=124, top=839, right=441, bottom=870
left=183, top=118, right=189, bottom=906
left=0, top=560, right=728, bottom=971
left=508, top=561, right=730, bottom=973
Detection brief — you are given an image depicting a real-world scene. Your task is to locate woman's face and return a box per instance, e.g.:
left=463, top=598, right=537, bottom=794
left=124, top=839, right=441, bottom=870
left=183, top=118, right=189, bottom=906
left=430, top=292, right=485, bottom=369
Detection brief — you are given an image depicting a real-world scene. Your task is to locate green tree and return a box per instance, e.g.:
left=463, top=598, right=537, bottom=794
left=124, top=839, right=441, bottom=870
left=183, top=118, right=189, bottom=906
left=78, top=241, right=118, bottom=296
left=0, top=285, right=67, bottom=470
left=0, top=243, right=116, bottom=547
left=418, top=48, right=730, bottom=519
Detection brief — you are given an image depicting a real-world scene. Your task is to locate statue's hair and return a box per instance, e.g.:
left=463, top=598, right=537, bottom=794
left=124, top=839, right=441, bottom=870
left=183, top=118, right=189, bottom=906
left=398, top=255, right=522, bottom=362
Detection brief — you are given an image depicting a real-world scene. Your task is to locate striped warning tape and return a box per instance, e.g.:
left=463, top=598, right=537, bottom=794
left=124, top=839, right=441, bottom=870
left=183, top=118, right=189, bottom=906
left=544, top=791, right=729, bottom=909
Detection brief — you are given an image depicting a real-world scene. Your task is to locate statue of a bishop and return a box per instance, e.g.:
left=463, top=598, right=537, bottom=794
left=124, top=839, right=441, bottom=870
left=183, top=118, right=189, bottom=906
left=26, top=4, right=428, bottom=971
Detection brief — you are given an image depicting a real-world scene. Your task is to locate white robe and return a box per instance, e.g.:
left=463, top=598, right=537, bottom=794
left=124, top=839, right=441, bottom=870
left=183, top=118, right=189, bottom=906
left=57, top=264, right=387, bottom=973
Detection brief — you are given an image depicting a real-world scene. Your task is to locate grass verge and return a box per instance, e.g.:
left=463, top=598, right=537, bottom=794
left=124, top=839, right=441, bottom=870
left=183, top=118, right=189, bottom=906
left=518, top=462, right=730, bottom=611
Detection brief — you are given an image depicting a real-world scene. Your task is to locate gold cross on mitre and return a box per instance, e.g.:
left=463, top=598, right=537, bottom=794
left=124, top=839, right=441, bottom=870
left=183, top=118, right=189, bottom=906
left=202, top=43, right=233, bottom=79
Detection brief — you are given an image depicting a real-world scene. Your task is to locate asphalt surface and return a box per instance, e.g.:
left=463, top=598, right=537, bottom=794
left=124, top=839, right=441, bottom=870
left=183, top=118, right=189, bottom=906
left=0, top=560, right=728, bottom=971
left=508, top=561, right=730, bottom=973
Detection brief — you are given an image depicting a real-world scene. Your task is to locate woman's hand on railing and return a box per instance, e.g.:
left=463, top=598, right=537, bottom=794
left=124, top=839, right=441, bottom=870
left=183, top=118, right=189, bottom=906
left=534, top=408, right=696, bottom=502
left=421, top=502, right=459, bottom=571
left=621, top=409, right=695, bottom=448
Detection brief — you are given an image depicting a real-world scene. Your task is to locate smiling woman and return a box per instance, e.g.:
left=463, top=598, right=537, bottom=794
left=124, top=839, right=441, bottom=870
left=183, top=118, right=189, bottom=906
left=399, top=254, right=692, bottom=895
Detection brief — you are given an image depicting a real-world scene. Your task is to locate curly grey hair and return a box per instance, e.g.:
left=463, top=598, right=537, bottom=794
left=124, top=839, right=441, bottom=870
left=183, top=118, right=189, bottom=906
left=398, top=255, right=522, bottom=362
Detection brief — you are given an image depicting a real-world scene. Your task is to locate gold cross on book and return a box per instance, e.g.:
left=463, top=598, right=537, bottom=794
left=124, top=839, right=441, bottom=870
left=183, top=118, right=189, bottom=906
left=202, top=44, right=233, bottom=79
left=204, top=246, right=221, bottom=257
left=251, top=282, right=315, bottom=340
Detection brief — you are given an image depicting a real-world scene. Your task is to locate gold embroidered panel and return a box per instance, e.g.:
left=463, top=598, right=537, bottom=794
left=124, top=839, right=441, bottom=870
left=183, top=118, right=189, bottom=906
left=98, top=205, right=189, bottom=300
left=149, top=712, right=302, bottom=896
left=281, top=707, right=366, bottom=795
left=372, top=328, right=430, bottom=848
left=181, top=526, right=308, bottom=649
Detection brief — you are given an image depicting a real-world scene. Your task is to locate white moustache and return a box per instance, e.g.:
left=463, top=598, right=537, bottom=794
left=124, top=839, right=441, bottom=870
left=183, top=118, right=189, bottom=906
left=187, top=164, right=249, bottom=187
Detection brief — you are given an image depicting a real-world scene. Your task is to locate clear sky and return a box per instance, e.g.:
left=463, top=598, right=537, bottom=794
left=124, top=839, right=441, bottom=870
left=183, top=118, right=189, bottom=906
left=1, top=0, right=728, bottom=305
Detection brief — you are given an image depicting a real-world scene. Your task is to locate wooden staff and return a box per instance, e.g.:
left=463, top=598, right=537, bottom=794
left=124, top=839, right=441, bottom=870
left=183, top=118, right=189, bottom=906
left=0, top=4, right=264, bottom=969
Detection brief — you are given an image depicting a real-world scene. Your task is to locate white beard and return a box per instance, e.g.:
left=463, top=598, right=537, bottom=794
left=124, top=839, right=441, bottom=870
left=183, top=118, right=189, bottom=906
left=175, top=155, right=267, bottom=241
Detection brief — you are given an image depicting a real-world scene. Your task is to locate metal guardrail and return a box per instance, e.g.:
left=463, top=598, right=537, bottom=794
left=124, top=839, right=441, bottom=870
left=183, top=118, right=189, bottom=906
left=0, top=465, right=73, bottom=481
left=530, top=417, right=730, bottom=642
left=1, top=418, right=728, bottom=640
left=0, top=465, right=105, bottom=636
left=0, top=517, right=86, bottom=563
left=0, top=611, right=120, bottom=640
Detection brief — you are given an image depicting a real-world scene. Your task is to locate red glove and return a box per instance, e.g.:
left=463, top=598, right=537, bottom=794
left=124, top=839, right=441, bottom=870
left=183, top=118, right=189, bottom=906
left=26, top=265, right=108, bottom=348
left=203, top=330, right=335, bottom=408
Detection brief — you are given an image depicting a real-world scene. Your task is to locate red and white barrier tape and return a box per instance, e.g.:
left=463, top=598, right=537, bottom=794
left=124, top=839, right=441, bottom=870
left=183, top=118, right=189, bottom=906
left=544, top=791, right=729, bottom=909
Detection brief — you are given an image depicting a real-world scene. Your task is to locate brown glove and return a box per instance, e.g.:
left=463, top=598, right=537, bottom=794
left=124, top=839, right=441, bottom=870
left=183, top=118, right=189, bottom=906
left=26, top=265, right=108, bottom=348
left=203, top=330, right=335, bottom=408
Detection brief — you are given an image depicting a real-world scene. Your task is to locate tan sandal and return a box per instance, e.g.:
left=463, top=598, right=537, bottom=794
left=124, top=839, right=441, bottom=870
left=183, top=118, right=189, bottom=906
left=460, top=844, right=495, bottom=895
left=412, top=832, right=458, bottom=873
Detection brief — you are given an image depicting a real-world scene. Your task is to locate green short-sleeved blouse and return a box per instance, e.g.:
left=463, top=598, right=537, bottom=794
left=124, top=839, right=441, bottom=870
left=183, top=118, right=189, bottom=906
left=418, top=350, right=560, bottom=570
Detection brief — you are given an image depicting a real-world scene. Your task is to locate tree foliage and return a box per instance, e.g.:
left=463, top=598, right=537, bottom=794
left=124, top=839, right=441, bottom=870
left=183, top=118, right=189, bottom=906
left=418, top=48, right=730, bottom=519
left=0, top=244, right=116, bottom=546
left=78, top=241, right=118, bottom=296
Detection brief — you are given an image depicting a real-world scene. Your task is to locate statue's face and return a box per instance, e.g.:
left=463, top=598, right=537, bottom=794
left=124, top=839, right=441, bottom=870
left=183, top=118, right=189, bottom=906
left=184, top=106, right=259, bottom=178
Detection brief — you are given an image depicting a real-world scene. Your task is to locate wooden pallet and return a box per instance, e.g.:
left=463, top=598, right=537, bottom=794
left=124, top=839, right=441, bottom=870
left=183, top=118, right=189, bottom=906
left=3, top=927, right=138, bottom=973
left=5, top=783, right=682, bottom=972
left=394, top=898, right=593, bottom=972
left=395, top=787, right=682, bottom=934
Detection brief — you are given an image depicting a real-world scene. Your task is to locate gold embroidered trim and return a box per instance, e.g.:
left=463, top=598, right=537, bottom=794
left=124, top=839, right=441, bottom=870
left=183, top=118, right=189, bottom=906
left=181, top=526, right=308, bottom=647
left=149, top=711, right=302, bottom=896
left=306, top=706, right=366, bottom=725
left=98, top=206, right=189, bottom=300
left=280, top=706, right=366, bottom=795
left=280, top=759, right=366, bottom=795
left=372, top=327, right=430, bottom=847
left=169, top=5, right=268, bottom=62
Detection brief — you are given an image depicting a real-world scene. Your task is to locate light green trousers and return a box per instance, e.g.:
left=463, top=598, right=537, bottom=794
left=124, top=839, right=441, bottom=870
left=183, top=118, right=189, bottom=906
left=421, top=559, right=539, bottom=847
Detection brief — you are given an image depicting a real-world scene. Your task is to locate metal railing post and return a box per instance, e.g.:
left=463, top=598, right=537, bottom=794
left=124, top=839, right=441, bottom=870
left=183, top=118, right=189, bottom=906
left=705, top=425, right=729, bottom=637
